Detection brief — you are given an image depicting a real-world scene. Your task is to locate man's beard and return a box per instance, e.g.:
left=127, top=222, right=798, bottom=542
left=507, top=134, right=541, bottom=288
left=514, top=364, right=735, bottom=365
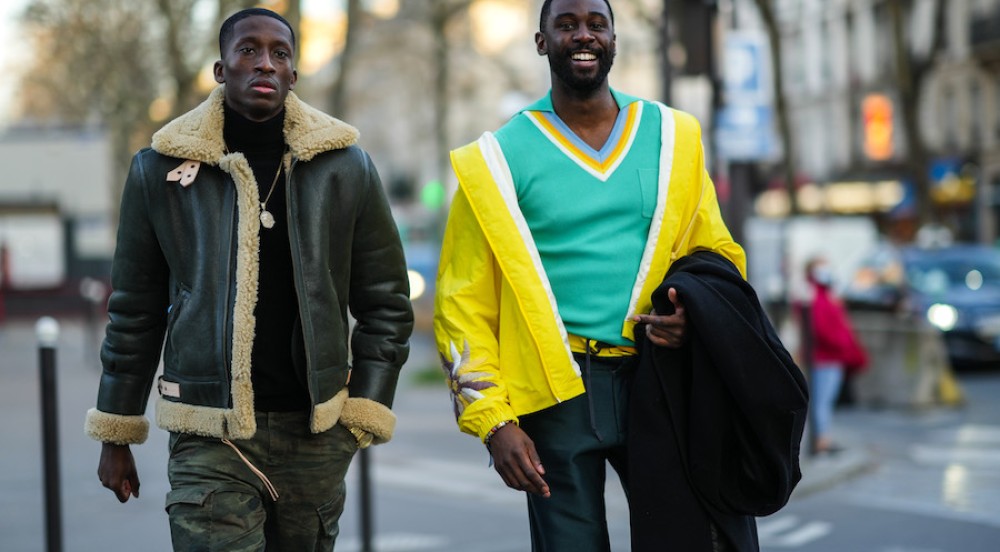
left=549, top=49, right=615, bottom=93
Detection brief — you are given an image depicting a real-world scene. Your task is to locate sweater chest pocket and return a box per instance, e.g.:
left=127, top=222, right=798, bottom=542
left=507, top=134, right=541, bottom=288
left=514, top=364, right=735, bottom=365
left=637, top=169, right=657, bottom=219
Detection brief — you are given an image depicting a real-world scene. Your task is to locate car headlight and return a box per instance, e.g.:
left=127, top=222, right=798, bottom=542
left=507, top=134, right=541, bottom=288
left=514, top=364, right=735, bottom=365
left=927, top=303, right=958, bottom=331
left=408, top=269, right=426, bottom=300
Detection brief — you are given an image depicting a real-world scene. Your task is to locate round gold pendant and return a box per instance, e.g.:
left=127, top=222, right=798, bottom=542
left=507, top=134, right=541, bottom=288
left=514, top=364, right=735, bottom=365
left=260, top=210, right=276, bottom=229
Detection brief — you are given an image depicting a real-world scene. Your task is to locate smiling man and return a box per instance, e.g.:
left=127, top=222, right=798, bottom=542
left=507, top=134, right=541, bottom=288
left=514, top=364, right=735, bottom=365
left=85, top=7, right=412, bottom=551
left=434, top=0, right=746, bottom=550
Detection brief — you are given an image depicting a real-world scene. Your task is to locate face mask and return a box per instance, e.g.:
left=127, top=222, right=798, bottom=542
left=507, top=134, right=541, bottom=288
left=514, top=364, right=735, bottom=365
left=812, top=266, right=833, bottom=286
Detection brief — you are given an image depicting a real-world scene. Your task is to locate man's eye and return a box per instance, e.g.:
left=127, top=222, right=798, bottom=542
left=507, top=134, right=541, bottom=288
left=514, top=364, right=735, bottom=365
left=275, top=51, right=289, bottom=59
left=240, top=47, right=255, bottom=55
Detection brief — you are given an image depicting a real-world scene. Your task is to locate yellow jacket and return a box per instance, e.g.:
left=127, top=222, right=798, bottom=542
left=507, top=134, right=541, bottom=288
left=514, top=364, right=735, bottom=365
left=434, top=104, right=746, bottom=441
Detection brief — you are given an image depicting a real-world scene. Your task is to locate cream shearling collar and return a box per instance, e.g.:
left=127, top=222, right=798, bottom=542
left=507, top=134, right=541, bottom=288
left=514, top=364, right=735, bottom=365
left=151, top=85, right=359, bottom=163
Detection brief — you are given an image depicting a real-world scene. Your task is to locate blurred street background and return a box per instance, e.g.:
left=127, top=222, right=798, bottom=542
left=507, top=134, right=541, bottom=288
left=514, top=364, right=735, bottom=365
left=3, top=0, right=1000, bottom=550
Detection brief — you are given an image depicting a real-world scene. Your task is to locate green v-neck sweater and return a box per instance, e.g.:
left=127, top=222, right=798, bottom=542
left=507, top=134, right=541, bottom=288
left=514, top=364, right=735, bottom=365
left=494, top=90, right=661, bottom=346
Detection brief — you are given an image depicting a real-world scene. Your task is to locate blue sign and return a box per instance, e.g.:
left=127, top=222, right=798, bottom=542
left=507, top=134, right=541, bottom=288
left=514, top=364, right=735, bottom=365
left=715, top=105, right=776, bottom=161
left=723, top=32, right=770, bottom=105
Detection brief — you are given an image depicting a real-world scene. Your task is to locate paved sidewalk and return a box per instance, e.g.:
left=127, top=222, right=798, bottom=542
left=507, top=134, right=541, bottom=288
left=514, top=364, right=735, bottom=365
left=0, top=317, right=871, bottom=552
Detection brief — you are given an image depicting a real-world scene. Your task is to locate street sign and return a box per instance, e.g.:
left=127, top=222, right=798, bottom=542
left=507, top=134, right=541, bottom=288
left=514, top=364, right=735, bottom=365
left=715, top=104, right=777, bottom=161
left=716, top=30, right=777, bottom=161
left=723, top=31, right=771, bottom=105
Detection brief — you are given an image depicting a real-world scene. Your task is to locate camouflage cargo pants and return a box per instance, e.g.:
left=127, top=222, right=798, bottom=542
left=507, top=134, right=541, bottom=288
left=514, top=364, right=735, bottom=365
left=166, top=410, right=358, bottom=551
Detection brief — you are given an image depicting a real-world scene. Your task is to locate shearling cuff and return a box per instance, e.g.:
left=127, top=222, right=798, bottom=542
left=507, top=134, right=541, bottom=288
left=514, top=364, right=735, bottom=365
left=85, top=408, right=150, bottom=445
left=338, top=397, right=397, bottom=445
left=310, top=388, right=349, bottom=434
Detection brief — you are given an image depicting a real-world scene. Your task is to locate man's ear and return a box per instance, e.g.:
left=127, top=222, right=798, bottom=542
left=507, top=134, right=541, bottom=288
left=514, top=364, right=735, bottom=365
left=213, top=60, right=225, bottom=84
left=290, top=69, right=298, bottom=91
left=535, top=31, right=547, bottom=56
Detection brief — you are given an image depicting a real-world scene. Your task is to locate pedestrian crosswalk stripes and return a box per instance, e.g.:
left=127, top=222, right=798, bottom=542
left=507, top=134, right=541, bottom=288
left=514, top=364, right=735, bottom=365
left=353, top=454, right=630, bottom=508
left=835, top=422, right=1000, bottom=529
left=335, top=533, right=449, bottom=552
left=361, top=456, right=520, bottom=504
left=756, top=515, right=801, bottom=538
left=910, top=444, right=1000, bottom=468
left=356, top=456, right=835, bottom=548
left=757, top=516, right=833, bottom=548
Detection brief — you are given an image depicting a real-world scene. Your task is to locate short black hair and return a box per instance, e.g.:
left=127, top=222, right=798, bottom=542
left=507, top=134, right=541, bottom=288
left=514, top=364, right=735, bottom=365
left=540, top=0, right=614, bottom=32
left=219, top=8, right=296, bottom=57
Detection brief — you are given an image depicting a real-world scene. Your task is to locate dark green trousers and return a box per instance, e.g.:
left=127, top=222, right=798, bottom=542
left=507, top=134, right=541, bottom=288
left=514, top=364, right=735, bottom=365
left=518, top=353, right=636, bottom=552
left=165, top=411, right=357, bottom=552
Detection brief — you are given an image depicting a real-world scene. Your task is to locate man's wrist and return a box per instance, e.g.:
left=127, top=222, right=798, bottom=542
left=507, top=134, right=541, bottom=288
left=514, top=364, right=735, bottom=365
left=484, top=419, right=516, bottom=449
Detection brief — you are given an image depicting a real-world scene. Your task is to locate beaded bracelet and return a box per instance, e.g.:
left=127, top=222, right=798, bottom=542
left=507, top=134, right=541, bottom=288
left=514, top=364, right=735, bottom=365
left=484, top=419, right=516, bottom=448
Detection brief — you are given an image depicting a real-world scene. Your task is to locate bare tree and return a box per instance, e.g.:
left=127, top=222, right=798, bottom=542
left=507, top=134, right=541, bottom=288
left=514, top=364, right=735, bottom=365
left=752, top=0, right=799, bottom=216
left=155, top=0, right=206, bottom=118
left=429, top=0, right=475, bottom=184
left=19, top=0, right=161, bottom=203
left=889, top=0, right=946, bottom=227
left=619, top=0, right=681, bottom=104
left=16, top=0, right=288, bottom=207
left=329, top=0, right=363, bottom=118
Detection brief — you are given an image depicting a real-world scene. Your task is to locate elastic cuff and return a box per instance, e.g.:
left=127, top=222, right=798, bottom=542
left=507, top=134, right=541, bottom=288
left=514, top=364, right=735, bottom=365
left=338, top=397, right=396, bottom=445
left=85, top=408, right=149, bottom=445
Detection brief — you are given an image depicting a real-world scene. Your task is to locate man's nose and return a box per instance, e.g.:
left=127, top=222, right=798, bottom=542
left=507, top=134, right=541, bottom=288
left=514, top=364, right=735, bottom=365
left=256, top=51, right=276, bottom=72
left=573, top=27, right=596, bottom=43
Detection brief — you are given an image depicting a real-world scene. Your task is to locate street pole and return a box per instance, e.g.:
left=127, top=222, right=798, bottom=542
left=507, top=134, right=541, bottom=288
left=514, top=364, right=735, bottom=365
left=36, top=316, right=63, bottom=552
left=358, top=447, right=374, bottom=552
left=800, top=304, right=818, bottom=457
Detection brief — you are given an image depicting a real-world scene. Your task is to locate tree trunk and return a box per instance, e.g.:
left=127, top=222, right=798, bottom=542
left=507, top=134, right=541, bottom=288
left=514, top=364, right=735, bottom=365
left=755, top=0, right=800, bottom=216
left=155, top=0, right=199, bottom=118
left=657, top=0, right=673, bottom=104
left=430, top=1, right=471, bottom=183
left=282, top=0, right=302, bottom=66
left=889, top=0, right=940, bottom=227
left=432, top=6, right=449, bottom=184
left=330, top=0, right=362, bottom=118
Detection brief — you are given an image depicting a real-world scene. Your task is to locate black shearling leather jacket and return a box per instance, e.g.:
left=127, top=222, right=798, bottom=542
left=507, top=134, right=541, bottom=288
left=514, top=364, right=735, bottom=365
left=85, top=86, right=412, bottom=446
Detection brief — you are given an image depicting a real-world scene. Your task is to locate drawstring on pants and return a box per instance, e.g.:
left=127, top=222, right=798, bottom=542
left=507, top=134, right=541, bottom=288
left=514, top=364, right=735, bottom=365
left=222, top=438, right=280, bottom=501
left=583, top=342, right=604, bottom=443
left=569, top=333, right=636, bottom=443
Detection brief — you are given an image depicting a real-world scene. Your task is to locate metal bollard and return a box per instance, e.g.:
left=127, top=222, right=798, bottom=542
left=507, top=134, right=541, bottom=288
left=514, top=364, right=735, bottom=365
left=36, top=317, right=63, bottom=552
left=358, top=447, right=374, bottom=552
left=800, top=305, right=818, bottom=457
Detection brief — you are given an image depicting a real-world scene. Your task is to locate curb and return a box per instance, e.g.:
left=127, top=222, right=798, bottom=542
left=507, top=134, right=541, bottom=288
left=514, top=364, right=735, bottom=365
left=792, top=444, right=877, bottom=499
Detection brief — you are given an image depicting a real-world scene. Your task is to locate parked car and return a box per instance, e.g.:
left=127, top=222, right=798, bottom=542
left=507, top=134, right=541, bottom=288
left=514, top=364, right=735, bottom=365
left=842, top=243, right=1000, bottom=369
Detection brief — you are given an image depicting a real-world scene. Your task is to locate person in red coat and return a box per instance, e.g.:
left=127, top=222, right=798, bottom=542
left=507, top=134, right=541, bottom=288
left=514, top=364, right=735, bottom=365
left=805, top=256, right=867, bottom=454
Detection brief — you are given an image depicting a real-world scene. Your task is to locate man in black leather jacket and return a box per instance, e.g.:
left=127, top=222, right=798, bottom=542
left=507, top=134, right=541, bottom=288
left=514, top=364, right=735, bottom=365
left=84, top=8, right=412, bottom=550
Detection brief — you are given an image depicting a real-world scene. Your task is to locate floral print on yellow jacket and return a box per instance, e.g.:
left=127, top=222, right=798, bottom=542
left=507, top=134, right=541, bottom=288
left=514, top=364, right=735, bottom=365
left=434, top=104, right=746, bottom=442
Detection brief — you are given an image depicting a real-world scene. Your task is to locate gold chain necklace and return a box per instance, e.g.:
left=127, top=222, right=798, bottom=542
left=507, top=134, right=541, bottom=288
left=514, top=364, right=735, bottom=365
left=258, top=162, right=282, bottom=229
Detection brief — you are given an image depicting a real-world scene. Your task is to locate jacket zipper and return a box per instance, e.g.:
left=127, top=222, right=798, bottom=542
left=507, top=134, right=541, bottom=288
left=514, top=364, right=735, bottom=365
left=284, top=158, right=316, bottom=403
left=222, top=173, right=237, bottom=404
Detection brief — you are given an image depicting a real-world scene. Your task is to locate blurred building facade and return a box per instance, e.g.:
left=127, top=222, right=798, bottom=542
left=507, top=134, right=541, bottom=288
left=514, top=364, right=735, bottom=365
left=0, top=126, right=114, bottom=316
left=726, top=0, right=1000, bottom=244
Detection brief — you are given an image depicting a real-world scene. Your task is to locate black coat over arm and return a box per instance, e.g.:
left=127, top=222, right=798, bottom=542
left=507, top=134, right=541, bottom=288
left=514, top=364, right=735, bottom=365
left=628, top=251, right=809, bottom=552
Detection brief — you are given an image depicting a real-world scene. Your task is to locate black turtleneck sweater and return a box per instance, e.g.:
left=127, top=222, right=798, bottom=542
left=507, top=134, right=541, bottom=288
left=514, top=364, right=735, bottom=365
left=223, top=104, right=310, bottom=412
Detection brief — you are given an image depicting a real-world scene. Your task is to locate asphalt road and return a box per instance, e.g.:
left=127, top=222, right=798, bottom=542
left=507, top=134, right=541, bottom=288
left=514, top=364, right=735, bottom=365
left=3, top=318, right=998, bottom=551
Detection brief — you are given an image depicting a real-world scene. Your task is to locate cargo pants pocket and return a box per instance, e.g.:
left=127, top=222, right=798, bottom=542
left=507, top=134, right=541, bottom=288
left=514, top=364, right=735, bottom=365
left=165, top=487, right=266, bottom=552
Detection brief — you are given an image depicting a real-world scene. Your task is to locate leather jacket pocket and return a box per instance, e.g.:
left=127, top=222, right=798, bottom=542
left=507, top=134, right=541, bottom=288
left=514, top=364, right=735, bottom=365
left=165, top=287, right=191, bottom=341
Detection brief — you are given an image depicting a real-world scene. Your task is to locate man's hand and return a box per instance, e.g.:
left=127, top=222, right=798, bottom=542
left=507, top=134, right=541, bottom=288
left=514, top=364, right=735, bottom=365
left=633, top=287, right=687, bottom=348
left=98, top=442, right=140, bottom=503
left=488, top=424, right=550, bottom=498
